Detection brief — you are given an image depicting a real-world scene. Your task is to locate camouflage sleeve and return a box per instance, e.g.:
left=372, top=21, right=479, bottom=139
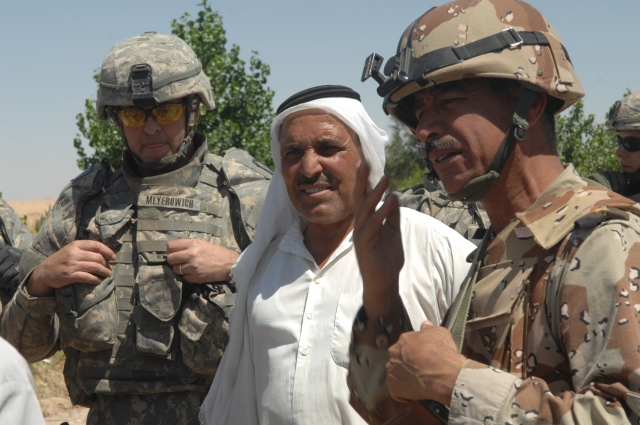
left=0, top=198, right=33, bottom=250
left=0, top=189, right=73, bottom=362
left=449, top=221, right=640, bottom=425
left=0, top=273, right=59, bottom=363
left=347, top=302, right=415, bottom=424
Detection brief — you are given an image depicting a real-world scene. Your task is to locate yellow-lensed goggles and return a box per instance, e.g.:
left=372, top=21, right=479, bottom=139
left=117, top=103, right=185, bottom=128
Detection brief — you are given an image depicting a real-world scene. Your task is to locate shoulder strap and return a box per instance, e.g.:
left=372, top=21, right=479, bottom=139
left=220, top=148, right=272, bottom=250
left=445, top=228, right=494, bottom=350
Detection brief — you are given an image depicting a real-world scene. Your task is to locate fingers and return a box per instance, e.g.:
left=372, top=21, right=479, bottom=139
left=353, top=162, right=370, bottom=212
left=420, top=320, right=434, bottom=331
left=76, top=260, right=112, bottom=278
left=385, top=193, right=401, bottom=232
left=71, top=271, right=105, bottom=285
left=74, top=240, right=116, bottom=261
left=354, top=174, right=390, bottom=235
left=166, top=250, right=191, bottom=266
left=166, top=239, right=192, bottom=253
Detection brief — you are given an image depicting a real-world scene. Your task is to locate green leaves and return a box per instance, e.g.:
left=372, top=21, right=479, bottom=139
left=384, top=120, right=427, bottom=193
left=556, top=100, right=620, bottom=176
left=73, top=0, right=275, bottom=170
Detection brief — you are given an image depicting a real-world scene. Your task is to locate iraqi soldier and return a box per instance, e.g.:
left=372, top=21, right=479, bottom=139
left=0, top=32, right=270, bottom=425
left=588, top=91, right=640, bottom=202
left=397, top=174, right=489, bottom=245
left=349, top=1, right=640, bottom=424
left=0, top=197, right=33, bottom=308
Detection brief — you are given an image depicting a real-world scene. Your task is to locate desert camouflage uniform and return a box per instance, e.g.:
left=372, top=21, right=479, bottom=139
left=0, top=198, right=33, bottom=308
left=348, top=165, right=640, bottom=424
left=0, top=136, right=270, bottom=425
left=397, top=174, right=489, bottom=245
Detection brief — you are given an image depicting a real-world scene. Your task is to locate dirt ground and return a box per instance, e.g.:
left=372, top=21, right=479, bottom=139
left=30, top=353, right=89, bottom=425
left=6, top=199, right=88, bottom=424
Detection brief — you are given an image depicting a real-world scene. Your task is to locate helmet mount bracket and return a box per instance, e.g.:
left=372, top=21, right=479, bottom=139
left=130, top=64, right=155, bottom=107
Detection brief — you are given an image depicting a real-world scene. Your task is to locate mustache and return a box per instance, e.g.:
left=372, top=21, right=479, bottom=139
left=428, top=137, right=462, bottom=152
left=296, top=173, right=333, bottom=186
left=140, top=133, right=170, bottom=145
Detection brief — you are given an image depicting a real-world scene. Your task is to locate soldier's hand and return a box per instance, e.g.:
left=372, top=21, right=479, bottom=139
left=353, top=163, right=404, bottom=317
left=27, top=240, right=115, bottom=297
left=0, top=246, right=24, bottom=290
left=386, top=321, right=466, bottom=407
left=166, top=239, right=239, bottom=284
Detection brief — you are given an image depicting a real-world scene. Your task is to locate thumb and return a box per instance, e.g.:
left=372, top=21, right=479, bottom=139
left=420, top=320, right=434, bottom=331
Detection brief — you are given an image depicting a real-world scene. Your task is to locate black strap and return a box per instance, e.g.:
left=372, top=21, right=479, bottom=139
left=408, top=29, right=550, bottom=82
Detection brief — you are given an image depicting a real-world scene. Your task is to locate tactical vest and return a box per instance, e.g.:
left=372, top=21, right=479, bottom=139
left=397, top=175, right=490, bottom=244
left=52, top=141, right=270, bottom=404
left=448, top=185, right=640, bottom=394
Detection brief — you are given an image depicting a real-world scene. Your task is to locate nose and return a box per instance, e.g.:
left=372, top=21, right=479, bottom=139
left=299, top=150, right=322, bottom=177
left=143, top=115, right=161, bottom=135
left=415, top=111, right=446, bottom=146
left=616, top=143, right=627, bottom=158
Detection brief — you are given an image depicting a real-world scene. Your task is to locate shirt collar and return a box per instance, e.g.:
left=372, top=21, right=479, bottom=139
left=279, top=216, right=354, bottom=269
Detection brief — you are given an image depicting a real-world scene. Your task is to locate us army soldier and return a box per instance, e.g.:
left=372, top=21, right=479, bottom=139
left=0, top=32, right=270, bottom=425
left=0, top=197, right=33, bottom=308
left=352, top=1, right=640, bottom=424
left=589, top=91, right=640, bottom=202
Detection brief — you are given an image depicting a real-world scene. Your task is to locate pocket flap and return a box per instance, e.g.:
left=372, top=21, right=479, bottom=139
left=331, top=294, right=363, bottom=369
left=137, top=264, right=182, bottom=321
left=72, top=278, right=116, bottom=313
left=466, top=257, right=537, bottom=331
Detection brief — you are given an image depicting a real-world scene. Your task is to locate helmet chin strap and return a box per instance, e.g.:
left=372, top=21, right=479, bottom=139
left=446, top=88, right=538, bottom=203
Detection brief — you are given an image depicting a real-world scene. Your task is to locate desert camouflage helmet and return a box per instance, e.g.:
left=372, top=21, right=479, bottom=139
left=362, top=0, right=584, bottom=203
left=363, top=0, right=584, bottom=130
left=96, top=31, right=215, bottom=120
left=606, top=91, right=640, bottom=131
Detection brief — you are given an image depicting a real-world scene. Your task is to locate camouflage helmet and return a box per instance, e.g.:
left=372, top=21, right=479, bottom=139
left=362, top=0, right=584, bottom=131
left=362, top=0, right=584, bottom=203
left=96, top=31, right=215, bottom=120
left=606, top=91, right=640, bottom=131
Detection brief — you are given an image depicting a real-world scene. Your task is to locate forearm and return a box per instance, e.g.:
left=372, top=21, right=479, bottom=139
left=348, top=301, right=412, bottom=424
left=0, top=274, right=59, bottom=363
left=451, top=360, right=632, bottom=425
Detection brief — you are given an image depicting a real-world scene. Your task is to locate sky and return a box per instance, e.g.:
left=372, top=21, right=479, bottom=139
left=1, top=0, right=638, bottom=200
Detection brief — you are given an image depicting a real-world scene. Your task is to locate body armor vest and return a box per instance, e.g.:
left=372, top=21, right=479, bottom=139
left=53, top=138, right=270, bottom=402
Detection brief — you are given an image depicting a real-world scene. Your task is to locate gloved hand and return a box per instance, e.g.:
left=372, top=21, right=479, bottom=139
left=0, top=245, right=24, bottom=291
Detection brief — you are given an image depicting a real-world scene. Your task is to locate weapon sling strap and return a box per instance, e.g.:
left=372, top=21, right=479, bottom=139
left=412, top=228, right=494, bottom=424
left=445, top=227, right=493, bottom=349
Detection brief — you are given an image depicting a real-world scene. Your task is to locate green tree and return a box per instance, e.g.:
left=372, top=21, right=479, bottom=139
left=384, top=120, right=427, bottom=192
left=73, top=0, right=275, bottom=170
left=556, top=99, right=620, bottom=176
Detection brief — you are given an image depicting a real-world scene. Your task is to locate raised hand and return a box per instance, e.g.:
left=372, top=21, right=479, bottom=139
left=166, top=239, right=239, bottom=284
left=352, top=163, right=404, bottom=317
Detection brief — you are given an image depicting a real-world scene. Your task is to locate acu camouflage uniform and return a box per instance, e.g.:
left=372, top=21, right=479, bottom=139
left=0, top=138, right=270, bottom=425
left=349, top=165, right=640, bottom=424
left=0, top=197, right=33, bottom=308
left=589, top=91, right=640, bottom=203
left=0, top=31, right=271, bottom=425
left=397, top=174, right=489, bottom=245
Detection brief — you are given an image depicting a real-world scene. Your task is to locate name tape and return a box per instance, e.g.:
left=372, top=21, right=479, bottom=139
left=138, top=195, right=201, bottom=211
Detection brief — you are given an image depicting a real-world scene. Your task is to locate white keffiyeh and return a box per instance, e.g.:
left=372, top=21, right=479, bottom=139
left=199, top=97, right=389, bottom=425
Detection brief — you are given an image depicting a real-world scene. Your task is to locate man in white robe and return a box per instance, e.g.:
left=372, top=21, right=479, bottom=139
left=200, top=85, right=475, bottom=425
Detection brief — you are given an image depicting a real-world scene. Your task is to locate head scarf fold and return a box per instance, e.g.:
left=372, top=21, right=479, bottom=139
left=200, top=96, right=389, bottom=425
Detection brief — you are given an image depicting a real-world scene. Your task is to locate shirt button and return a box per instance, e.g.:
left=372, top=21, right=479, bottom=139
left=300, top=347, right=309, bottom=356
left=313, top=276, right=321, bottom=284
left=306, top=312, right=313, bottom=319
